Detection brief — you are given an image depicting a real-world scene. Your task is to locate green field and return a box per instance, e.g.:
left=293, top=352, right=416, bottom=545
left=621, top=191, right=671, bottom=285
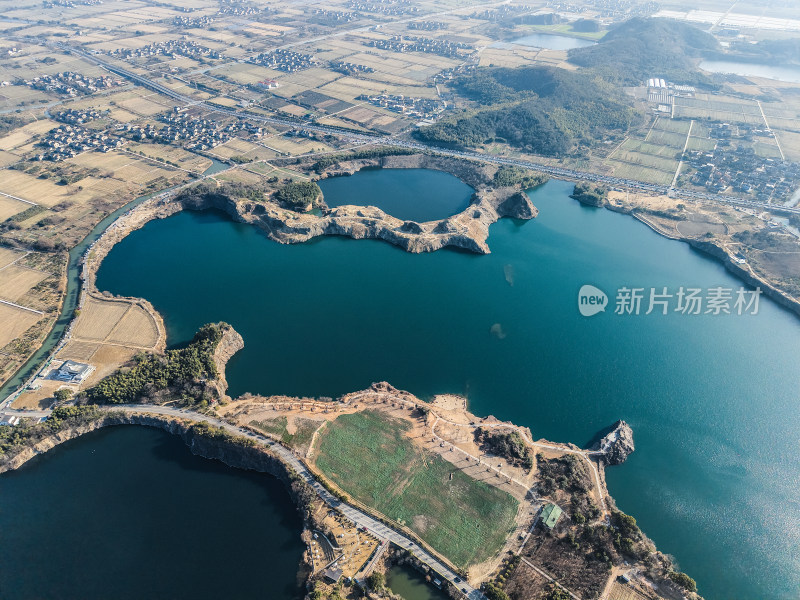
left=314, top=410, right=519, bottom=568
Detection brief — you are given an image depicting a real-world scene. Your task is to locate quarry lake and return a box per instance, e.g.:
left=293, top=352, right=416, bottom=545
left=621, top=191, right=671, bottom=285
left=92, top=176, right=800, bottom=600
left=318, top=168, right=473, bottom=222
left=0, top=426, right=305, bottom=600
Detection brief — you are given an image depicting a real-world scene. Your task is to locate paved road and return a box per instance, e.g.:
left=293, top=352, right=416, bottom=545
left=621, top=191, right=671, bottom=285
left=56, top=45, right=800, bottom=217
left=90, top=404, right=487, bottom=600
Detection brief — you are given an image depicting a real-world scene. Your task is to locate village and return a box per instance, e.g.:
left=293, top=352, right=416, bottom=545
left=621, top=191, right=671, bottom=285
left=110, top=40, right=222, bottom=61
left=366, top=35, right=473, bottom=59
left=22, top=72, right=124, bottom=97
left=248, top=49, right=317, bottom=73
left=36, top=124, right=124, bottom=161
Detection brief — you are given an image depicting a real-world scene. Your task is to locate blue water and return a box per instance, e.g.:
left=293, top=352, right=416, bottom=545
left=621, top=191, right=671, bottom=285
left=495, top=33, right=596, bottom=51
left=96, top=177, right=800, bottom=600
left=318, top=168, right=473, bottom=222
left=0, top=426, right=304, bottom=600
left=700, top=60, right=800, bottom=84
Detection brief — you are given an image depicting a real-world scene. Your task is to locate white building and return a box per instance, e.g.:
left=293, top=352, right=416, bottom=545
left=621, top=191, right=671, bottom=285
left=55, top=360, right=93, bottom=383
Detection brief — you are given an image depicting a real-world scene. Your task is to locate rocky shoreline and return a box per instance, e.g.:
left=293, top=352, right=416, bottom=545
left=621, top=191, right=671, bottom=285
left=82, top=154, right=541, bottom=279
left=571, top=192, right=800, bottom=318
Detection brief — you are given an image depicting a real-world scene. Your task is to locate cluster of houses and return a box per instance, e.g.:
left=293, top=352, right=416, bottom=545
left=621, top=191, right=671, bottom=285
left=42, top=0, right=103, bottom=7
left=23, top=72, right=123, bottom=97
left=218, top=1, right=272, bottom=17
left=310, top=9, right=360, bottom=24
left=249, top=49, right=316, bottom=73
left=42, top=0, right=76, bottom=7
left=110, top=40, right=221, bottom=61
left=118, top=111, right=262, bottom=152
left=470, top=5, right=533, bottom=21
left=358, top=93, right=447, bottom=118
left=172, top=15, right=216, bottom=28
left=36, top=124, right=123, bottom=161
left=53, top=108, right=101, bottom=125
left=545, top=0, right=656, bottom=19
left=407, top=20, right=449, bottom=30
left=686, top=142, right=800, bottom=200
left=366, top=35, right=471, bottom=59
left=329, top=61, right=374, bottom=76
left=345, top=0, right=419, bottom=16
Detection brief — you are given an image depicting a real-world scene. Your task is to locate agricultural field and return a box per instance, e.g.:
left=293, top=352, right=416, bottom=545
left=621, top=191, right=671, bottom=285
left=604, top=117, right=688, bottom=185
left=0, top=265, right=49, bottom=303
left=314, top=410, right=519, bottom=568
left=673, top=95, right=765, bottom=125
left=0, top=303, right=43, bottom=349
left=72, top=296, right=159, bottom=349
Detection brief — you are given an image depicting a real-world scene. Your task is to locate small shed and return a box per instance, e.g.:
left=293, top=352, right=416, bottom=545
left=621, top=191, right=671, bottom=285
left=540, top=503, right=563, bottom=530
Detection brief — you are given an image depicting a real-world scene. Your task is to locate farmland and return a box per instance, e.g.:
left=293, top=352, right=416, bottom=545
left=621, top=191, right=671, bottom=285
left=314, top=410, right=519, bottom=568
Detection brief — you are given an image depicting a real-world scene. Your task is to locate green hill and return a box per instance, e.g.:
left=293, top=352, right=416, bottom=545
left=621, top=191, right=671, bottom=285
left=567, top=17, right=720, bottom=86
left=414, top=65, right=641, bottom=156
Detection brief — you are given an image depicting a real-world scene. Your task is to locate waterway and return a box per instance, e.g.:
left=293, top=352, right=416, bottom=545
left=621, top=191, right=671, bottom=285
left=700, top=60, right=800, bottom=83
left=319, top=168, right=473, bottom=222
left=493, top=33, right=596, bottom=51
left=93, top=174, right=800, bottom=600
left=0, top=425, right=304, bottom=600
left=0, top=157, right=228, bottom=405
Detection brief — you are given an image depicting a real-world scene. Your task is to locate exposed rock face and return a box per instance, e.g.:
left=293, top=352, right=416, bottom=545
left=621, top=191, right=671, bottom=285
left=597, top=420, right=635, bottom=465
left=497, top=191, right=539, bottom=219
left=211, top=325, right=245, bottom=402
left=169, top=155, right=542, bottom=255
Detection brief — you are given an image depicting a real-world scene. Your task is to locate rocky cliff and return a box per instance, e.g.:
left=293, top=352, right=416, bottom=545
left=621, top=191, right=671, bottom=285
left=596, top=420, right=635, bottom=465
left=211, top=325, right=245, bottom=403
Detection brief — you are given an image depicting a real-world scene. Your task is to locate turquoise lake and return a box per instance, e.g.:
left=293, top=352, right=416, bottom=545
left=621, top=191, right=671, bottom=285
left=318, top=168, right=473, bottom=222
left=95, top=175, right=800, bottom=600
left=0, top=426, right=304, bottom=600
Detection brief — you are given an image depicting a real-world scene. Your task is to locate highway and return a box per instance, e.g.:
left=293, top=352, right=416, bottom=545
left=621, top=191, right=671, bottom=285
left=60, top=44, right=800, bottom=217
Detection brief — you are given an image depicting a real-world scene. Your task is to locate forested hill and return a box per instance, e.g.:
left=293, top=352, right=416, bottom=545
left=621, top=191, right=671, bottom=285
left=567, top=17, right=720, bottom=86
left=414, top=65, right=642, bottom=156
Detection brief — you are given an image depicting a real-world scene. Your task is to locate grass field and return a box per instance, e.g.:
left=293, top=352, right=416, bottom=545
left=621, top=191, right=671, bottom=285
left=314, top=410, right=519, bottom=568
